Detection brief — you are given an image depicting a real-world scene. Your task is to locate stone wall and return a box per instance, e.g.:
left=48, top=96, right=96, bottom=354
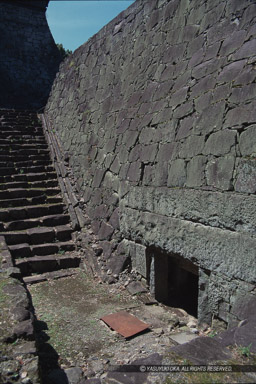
left=45, top=0, right=256, bottom=326
left=0, top=0, right=61, bottom=109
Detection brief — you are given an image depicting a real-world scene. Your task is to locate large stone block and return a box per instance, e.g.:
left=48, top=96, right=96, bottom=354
left=239, top=125, right=256, bottom=156
left=233, top=39, right=256, bottom=60
left=194, top=102, right=225, bottom=135
left=217, top=60, right=246, bottom=84
left=219, top=30, right=247, bottom=56
left=167, top=159, right=186, bottom=187
left=186, top=156, right=207, bottom=187
left=127, top=162, right=141, bottom=182
left=203, top=130, right=236, bottom=156
left=120, top=207, right=256, bottom=283
left=206, top=156, right=235, bottom=191
left=230, top=83, right=256, bottom=104
left=235, top=159, right=256, bottom=194
left=224, top=101, right=256, bottom=128
left=179, top=135, right=205, bottom=158
left=131, top=243, right=147, bottom=278
left=123, top=186, right=256, bottom=237
left=176, top=114, right=195, bottom=140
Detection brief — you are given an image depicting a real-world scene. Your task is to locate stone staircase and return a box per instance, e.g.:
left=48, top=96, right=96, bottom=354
left=0, top=109, right=81, bottom=282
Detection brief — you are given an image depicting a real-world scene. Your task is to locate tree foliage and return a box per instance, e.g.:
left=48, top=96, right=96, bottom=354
left=56, top=43, right=72, bottom=60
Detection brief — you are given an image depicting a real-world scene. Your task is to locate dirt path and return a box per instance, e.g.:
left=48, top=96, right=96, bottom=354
left=28, top=270, right=256, bottom=384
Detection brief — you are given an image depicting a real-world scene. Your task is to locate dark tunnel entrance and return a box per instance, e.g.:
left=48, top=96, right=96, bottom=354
left=147, top=247, right=199, bottom=317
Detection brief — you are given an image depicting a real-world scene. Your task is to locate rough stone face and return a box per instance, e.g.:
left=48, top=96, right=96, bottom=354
left=45, top=0, right=256, bottom=326
left=206, top=156, right=235, bottom=190
left=235, top=159, right=256, bottom=193
left=186, top=156, right=206, bottom=187
left=239, top=125, right=256, bottom=156
left=171, top=337, right=232, bottom=364
left=167, top=159, right=186, bottom=187
left=203, top=130, right=237, bottom=156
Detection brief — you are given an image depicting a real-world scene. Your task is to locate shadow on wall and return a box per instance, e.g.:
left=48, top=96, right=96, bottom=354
left=0, top=0, right=62, bottom=110
left=147, top=247, right=199, bottom=318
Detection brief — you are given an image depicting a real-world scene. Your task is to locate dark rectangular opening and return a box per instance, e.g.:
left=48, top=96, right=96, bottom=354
left=147, top=247, right=199, bottom=318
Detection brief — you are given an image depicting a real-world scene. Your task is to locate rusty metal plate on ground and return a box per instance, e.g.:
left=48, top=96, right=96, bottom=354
left=101, top=310, right=149, bottom=338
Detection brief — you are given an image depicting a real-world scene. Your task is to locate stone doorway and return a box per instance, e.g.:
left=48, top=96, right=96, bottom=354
left=147, top=247, right=199, bottom=317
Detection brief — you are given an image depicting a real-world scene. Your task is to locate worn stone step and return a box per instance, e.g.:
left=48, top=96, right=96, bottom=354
left=0, top=165, right=54, bottom=176
left=0, top=122, right=43, bottom=128
left=0, top=148, right=49, bottom=157
left=5, top=228, right=54, bottom=247
left=0, top=138, right=46, bottom=145
left=0, top=129, right=44, bottom=137
left=0, top=143, right=48, bottom=150
left=0, top=203, right=66, bottom=222
left=3, top=225, right=72, bottom=247
left=0, top=179, right=58, bottom=190
left=0, top=195, right=46, bottom=208
left=54, top=225, right=73, bottom=242
left=0, top=154, right=49, bottom=162
left=0, top=171, right=57, bottom=184
left=31, top=241, right=75, bottom=256
left=0, top=188, right=59, bottom=200
left=9, top=243, right=32, bottom=258
left=0, top=160, right=52, bottom=169
left=0, top=122, right=42, bottom=128
left=5, top=214, right=70, bottom=231
left=46, top=196, right=62, bottom=204
left=0, top=132, right=44, bottom=140
left=23, top=269, right=79, bottom=284
left=15, top=254, right=80, bottom=276
left=0, top=111, right=38, bottom=118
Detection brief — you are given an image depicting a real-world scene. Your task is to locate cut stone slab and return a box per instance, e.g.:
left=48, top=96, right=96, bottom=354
left=9, top=243, right=32, bottom=258
left=171, top=336, right=232, bottom=364
left=217, top=317, right=256, bottom=353
left=13, top=341, right=37, bottom=356
left=24, top=269, right=79, bottom=284
left=169, top=331, right=199, bottom=345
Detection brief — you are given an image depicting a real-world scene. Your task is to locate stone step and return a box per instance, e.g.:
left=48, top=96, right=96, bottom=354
left=0, top=143, right=48, bottom=150
left=0, top=194, right=46, bottom=208
left=0, top=128, right=44, bottom=137
left=23, top=269, right=79, bottom=284
left=0, top=109, right=79, bottom=278
left=46, top=196, right=62, bottom=204
left=5, top=225, right=73, bottom=248
left=0, top=187, right=59, bottom=200
left=31, top=241, right=75, bottom=256
left=0, top=132, right=44, bottom=139
left=0, top=179, right=58, bottom=190
left=0, top=187, right=60, bottom=200
left=0, top=111, right=38, bottom=118
left=1, top=160, right=52, bottom=168
left=4, top=214, right=71, bottom=231
left=0, top=137, right=46, bottom=145
left=0, top=148, right=49, bottom=156
left=0, top=171, right=57, bottom=184
left=15, top=253, right=80, bottom=276
left=0, top=122, right=43, bottom=129
left=0, top=165, right=54, bottom=176
left=0, top=154, right=51, bottom=162
left=0, top=203, right=66, bottom=222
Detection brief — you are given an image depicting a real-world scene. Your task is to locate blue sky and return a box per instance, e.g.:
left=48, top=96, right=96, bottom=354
left=46, top=1, right=135, bottom=52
